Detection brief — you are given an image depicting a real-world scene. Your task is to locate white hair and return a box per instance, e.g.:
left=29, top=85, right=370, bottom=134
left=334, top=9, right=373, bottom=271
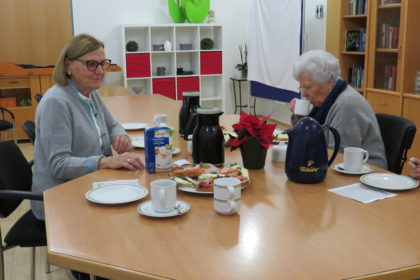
left=293, top=50, right=341, bottom=85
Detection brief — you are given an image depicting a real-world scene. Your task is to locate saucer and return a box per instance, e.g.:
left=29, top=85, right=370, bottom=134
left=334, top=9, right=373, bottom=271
left=332, top=163, right=373, bottom=175
left=137, top=200, right=190, bottom=218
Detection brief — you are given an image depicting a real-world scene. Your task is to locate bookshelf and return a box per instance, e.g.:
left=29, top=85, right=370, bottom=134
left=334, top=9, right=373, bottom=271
left=327, top=0, right=420, bottom=175
left=121, top=24, right=224, bottom=110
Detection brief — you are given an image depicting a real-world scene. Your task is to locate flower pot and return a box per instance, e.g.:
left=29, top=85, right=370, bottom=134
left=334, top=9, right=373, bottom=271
left=241, top=69, right=248, bottom=79
left=239, top=138, right=267, bottom=170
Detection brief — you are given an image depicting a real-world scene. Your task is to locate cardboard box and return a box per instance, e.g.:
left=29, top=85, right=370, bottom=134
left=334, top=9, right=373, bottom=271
left=144, top=127, right=173, bottom=173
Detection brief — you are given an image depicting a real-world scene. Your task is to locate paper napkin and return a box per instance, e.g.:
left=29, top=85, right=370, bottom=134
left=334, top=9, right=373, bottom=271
left=173, top=159, right=191, bottom=166
left=92, top=179, right=140, bottom=189
left=329, top=183, right=397, bottom=203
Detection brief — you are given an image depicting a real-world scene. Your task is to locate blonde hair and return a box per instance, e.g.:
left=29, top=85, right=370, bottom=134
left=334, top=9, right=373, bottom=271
left=53, top=33, right=104, bottom=85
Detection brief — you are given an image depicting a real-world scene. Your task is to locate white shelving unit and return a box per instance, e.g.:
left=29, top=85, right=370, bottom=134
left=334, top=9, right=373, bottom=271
left=121, top=24, right=224, bottom=110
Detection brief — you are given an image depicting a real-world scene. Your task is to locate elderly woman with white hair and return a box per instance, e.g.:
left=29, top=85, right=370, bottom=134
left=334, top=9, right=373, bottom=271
left=289, top=50, right=388, bottom=169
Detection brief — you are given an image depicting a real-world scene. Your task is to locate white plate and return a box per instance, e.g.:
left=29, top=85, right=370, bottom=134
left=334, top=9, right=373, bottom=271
left=360, top=173, right=419, bottom=190
left=86, top=184, right=148, bottom=204
left=332, top=163, right=373, bottom=175
left=122, top=122, right=148, bottom=130
left=131, top=136, right=145, bottom=148
left=177, top=186, right=214, bottom=195
left=137, top=200, right=190, bottom=217
left=171, top=147, right=181, bottom=155
left=177, top=183, right=248, bottom=195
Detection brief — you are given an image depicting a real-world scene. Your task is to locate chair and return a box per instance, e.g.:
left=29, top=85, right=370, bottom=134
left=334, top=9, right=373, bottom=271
left=34, top=93, right=43, bottom=104
left=97, top=86, right=130, bottom=97
left=21, top=120, right=36, bottom=145
left=376, top=113, right=416, bottom=174
left=0, top=141, right=47, bottom=280
left=0, top=107, right=17, bottom=144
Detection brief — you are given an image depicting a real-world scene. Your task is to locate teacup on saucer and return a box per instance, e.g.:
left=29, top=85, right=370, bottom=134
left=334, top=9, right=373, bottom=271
left=332, top=163, right=373, bottom=175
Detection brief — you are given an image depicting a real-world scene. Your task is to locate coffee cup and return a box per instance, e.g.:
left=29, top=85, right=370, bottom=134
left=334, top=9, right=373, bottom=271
left=343, top=147, right=369, bottom=172
left=213, top=178, right=241, bottom=215
left=294, top=99, right=311, bottom=116
left=214, top=198, right=240, bottom=215
left=153, top=114, right=168, bottom=126
left=151, top=179, right=177, bottom=212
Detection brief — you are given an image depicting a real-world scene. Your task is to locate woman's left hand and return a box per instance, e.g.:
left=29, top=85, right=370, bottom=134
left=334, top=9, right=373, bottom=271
left=113, top=134, right=131, bottom=154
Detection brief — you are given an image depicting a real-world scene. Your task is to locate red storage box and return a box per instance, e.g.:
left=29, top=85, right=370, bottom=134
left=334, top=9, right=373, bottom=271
left=126, top=53, right=151, bottom=78
left=200, top=51, right=222, bottom=75
left=152, top=78, right=176, bottom=100
left=176, top=77, right=200, bottom=100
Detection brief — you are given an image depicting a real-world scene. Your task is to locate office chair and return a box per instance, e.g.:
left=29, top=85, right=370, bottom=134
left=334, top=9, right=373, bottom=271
left=0, top=107, right=17, bottom=144
left=376, top=113, right=416, bottom=174
left=34, top=93, right=43, bottom=104
left=21, top=120, right=36, bottom=145
left=0, top=141, right=47, bottom=280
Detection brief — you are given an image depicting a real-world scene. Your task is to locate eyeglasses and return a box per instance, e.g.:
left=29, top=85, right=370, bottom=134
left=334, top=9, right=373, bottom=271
left=76, top=59, right=112, bottom=71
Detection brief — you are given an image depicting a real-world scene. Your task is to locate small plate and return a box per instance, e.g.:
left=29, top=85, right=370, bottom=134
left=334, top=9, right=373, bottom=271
left=332, top=163, right=373, bottom=175
left=137, top=200, right=190, bottom=218
left=360, top=173, right=419, bottom=190
left=171, top=147, right=181, bottom=155
left=131, top=136, right=145, bottom=148
left=86, top=184, right=148, bottom=205
left=122, top=122, right=148, bottom=131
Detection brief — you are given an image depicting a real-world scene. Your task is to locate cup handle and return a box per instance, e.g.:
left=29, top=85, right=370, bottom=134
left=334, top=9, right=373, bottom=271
left=227, top=185, right=235, bottom=198
left=228, top=199, right=237, bottom=214
left=159, top=189, right=166, bottom=205
left=363, top=150, right=369, bottom=163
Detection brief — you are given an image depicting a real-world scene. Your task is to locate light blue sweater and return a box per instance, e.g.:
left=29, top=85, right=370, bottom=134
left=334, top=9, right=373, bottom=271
left=31, top=80, right=127, bottom=219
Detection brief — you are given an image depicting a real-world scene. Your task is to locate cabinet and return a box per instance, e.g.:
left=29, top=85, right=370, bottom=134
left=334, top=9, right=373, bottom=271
left=327, top=0, right=420, bottom=175
left=0, top=74, right=52, bottom=140
left=122, top=24, right=224, bottom=110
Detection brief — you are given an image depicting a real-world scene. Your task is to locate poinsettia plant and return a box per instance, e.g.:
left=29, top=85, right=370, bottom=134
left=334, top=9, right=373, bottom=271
left=229, top=111, right=276, bottom=150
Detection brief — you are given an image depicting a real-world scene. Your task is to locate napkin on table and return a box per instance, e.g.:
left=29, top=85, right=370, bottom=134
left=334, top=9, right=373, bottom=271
left=329, top=183, right=397, bottom=203
left=92, top=179, right=140, bottom=189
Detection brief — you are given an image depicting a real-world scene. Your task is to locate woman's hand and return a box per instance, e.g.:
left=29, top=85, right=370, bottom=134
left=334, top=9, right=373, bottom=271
left=409, top=157, right=420, bottom=180
left=112, top=134, right=131, bottom=154
left=289, top=98, right=297, bottom=113
left=99, top=152, right=144, bottom=171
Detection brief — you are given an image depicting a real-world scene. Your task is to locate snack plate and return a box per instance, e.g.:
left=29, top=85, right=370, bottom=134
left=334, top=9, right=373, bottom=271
left=177, top=179, right=250, bottom=195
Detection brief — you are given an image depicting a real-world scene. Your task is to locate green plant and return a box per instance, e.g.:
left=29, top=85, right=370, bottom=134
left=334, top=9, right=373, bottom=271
left=126, top=41, right=139, bottom=52
left=200, top=38, right=214, bottom=50
left=235, top=44, right=248, bottom=71
left=168, top=0, right=210, bottom=23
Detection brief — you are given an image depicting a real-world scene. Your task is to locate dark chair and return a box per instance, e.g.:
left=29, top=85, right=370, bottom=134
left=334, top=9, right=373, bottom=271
left=21, top=120, right=36, bottom=145
left=34, top=93, right=43, bottom=104
left=376, top=113, right=416, bottom=174
left=0, top=141, right=46, bottom=280
left=0, top=107, right=17, bottom=144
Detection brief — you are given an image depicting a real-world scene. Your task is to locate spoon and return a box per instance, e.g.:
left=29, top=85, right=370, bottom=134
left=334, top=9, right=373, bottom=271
left=174, top=202, right=182, bottom=215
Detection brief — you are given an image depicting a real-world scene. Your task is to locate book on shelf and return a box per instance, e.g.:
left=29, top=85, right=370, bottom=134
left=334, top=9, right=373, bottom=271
left=384, top=64, right=396, bottom=91
left=348, top=65, right=364, bottom=89
left=380, top=0, right=401, bottom=4
left=345, top=29, right=366, bottom=52
left=377, top=24, right=399, bottom=49
left=348, top=0, right=367, bottom=15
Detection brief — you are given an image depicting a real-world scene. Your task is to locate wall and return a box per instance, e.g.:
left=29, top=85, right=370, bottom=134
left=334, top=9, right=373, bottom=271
left=72, top=0, right=326, bottom=124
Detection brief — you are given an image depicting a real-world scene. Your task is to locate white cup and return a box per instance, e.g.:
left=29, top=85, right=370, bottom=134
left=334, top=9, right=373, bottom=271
left=213, top=178, right=241, bottom=215
left=151, top=179, right=177, bottom=212
left=272, top=141, right=287, bottom=162
left=294, top=99, right=311, bottom=116
left=153, top=114, right=168, bottom=126
left=187, top=135, right=193, bottom=155
left=214, top=198, right=240, bottom=215
left=343, top=147, right=369, bottom=172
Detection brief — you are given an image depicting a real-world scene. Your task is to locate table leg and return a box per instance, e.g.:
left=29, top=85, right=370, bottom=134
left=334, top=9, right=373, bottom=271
left=231, top=80, right=238, bottom=114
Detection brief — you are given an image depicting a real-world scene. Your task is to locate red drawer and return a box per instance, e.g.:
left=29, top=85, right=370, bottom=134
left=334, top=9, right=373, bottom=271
left=200, top=51, right=222, bottom=75
left=176, top=77, right=200, bottom=100
left=126, top=53, right=151, bottom=78
left=152, top=78, right=176, bottom=100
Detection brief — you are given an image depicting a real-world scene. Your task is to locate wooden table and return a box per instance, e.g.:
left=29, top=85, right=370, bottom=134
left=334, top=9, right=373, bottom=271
left=44, top=95, right=420, bottom=280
